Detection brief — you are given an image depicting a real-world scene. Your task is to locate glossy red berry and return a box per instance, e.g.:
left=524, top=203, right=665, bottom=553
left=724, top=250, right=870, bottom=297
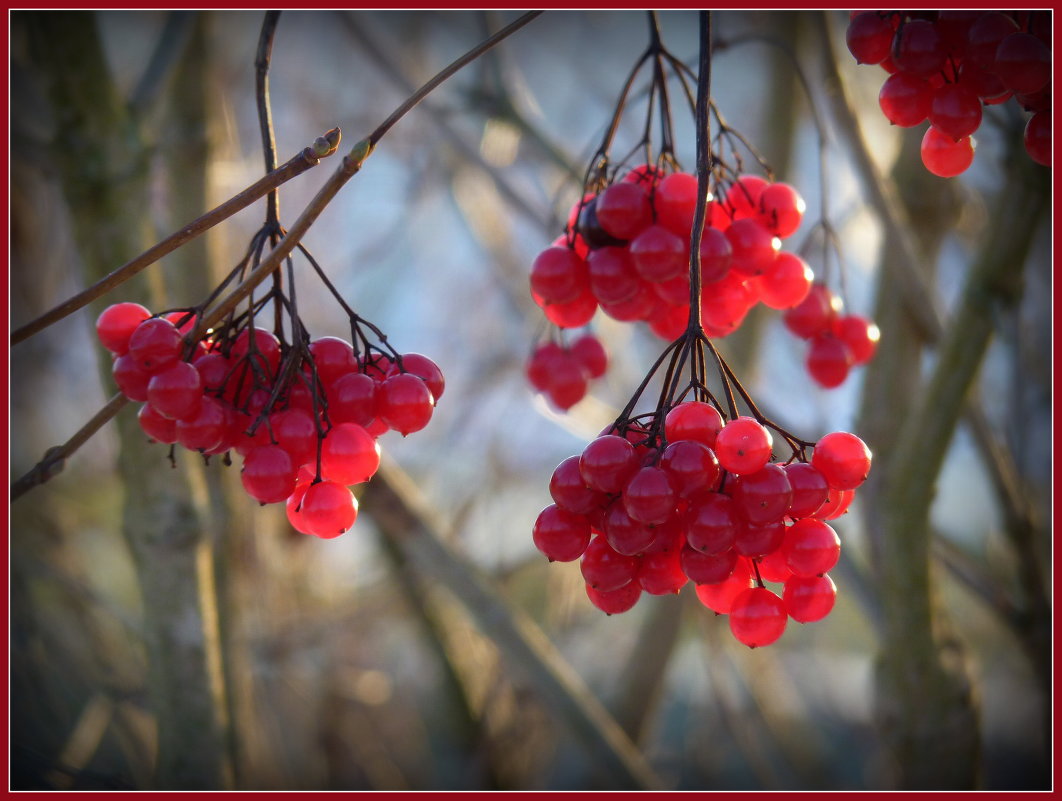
left=813, top=488, right=855, bottom=521
left=784, top=462, right=830, bottom=519
left=758, top=251, right=813, bottom=309
left=807, top=335, right=853, bottom=389
left=659, top=439, right=721, bottom=499
left=783, top=283, right=840, bottom=339
left=724, top=218, right=778, bottom=277
left=734, top=519, right=786, bottom=559
left=320, top=422, right=380, bottom=485
left=698, top=227, right=733, bottom=283
left=665, top=400, right=724, bottom=448
left=893, top=19, right=947, bottom=77
left=330, top=371, right=378, bottom=428
left=622, top=466, right=677, bottom=525
left=241, top=445, right=297, bottom=504
left=530, top=246, right=590, bottom=305
left=654, top=171, right=699, bottom=236
left=686, top=491, right=741, bottom=555
left=966, top=12, right=1020, bottom=70
left=112, top=353, right=151, bottom=401
left=731, top=463, right=792, bottom=525
left=921, top=125, right=975, bottom=177
left=146, top=361, right=204, bottom=421
left=782, top=518, right=841, bottom=577
left=812, top=432, right=872, bottom=491
left=846, top=12, right=895, bottom=64
left=308, top=337, right=357, bottom=386
left=137, top=402, right=178, bottom=444
left=1025, top=111, right=1051, bottom=167
left=231, top=326, right=281, bottom=377
left=630, top=224, right=687, bottom=283
left=680, top=545, right=738, bottom=585
left=878, top=72, right=933, bottom=127
left=729, top=587, right=787, bottom=647
left=836, top=315, right=881, bottom=365
left=569, top=335, right=608, bottom=379
left=757, top=182, right=805, bottom=239
left=128, top=317, right=184, bottom=375
left=694, top=557, right=755, bottom=614
left=995, top=33, right=1051, bottom=95
left=175, top=395, right=227, bottom=453
left=783, top=573, right=837, bottom=622
left=550, top=455, right=607, bottom=516
left=714, top=417, right=773, bottom=476
left=725, top=175, right=769, bottom=221
left=580, top=535, right=640, bottom=592
left=588, top=246, right=643, bottom=304
left=595, top=182, right=652, bottom=240
left=579, top=435, right=639, bottom=494
left=586, top=580, right=642, bottom=615
left=637, top=548, right=688, bottom=595
left=533, top=504, right=591, bottom=562
left=378, top=373, right=434, bottom=435
left=929, top=83, right=983, bottom=141
left=602, top=500, right=657, bottom=556
left=96, top=302, right=152, bottom=355
left=298, top=480, right=358, bottom=538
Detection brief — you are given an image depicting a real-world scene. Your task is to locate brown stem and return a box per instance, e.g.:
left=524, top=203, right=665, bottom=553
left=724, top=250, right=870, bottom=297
left=10, top=132, right=341, bottom=347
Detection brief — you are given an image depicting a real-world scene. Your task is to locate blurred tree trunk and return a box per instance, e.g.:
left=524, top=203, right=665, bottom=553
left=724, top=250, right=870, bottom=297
left=24, top=11, right=225, bottom=789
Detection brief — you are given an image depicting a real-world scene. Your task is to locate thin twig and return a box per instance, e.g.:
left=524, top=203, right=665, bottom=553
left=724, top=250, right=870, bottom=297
left=11, top=132, right=341, bottom=346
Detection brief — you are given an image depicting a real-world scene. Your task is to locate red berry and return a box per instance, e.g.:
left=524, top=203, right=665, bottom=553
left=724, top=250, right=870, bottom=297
left=846, top=12, right=895, bottom=65
left=308, top=337, right=357, bottom=386
left=714, top=417, right=773, bottom=476
left=730, top=463, right=792, bottom=525
left=725, top=175, right=769, bottom=220
left=550, top=455, right=608, bottom=516
left=686, top=491, right=741, bottom=555
left=329, top=371, right=378, bottom=428
left=729, top=587, right=787, bottom=647
left=532, top=504, right=591, bottom=562
left=176, top=395, right=227, bottom=453
left=241, top=445, right=296, bottom=504
left=813, top=488, right=856, bottom=521
left=757, top=182, right=805, bottom=238
left=928, top=83, right=983, bottom=141
left=966, top=12, right=1020, bottom=70
left=580, top=535, right=640, bottom=592
left=781, top=518, right=841, bottom=577
left=389, top=353, right=445, bottom=402
left=758, top=251, right=813, bottom=309
left=595, top=182, right=652, bottom=240
left=680, top=545, right=738, bottom=585
left=698, top=227, right=733, bottom=283
left=734, top=519, right=786, bottom=558
left=1025, top=111, right=1051, bottom=167
left=112, top=353, right=151, bottom=401
left=665, top=400, right=724, bottom=448
left=694, top=557, right=755, bottom=614
left=128, top=317, right=183, bottom=375
left=579, top=435, right=639, bottom=494
left=96, top=302, right=151, bottom=355
left=231, top=326, right=281, bottom=377
left=724, top=218, right=778, bottom=277
left=137, top=403, right=178, bottom=444
left=836, top=315, right=881, bottom=364
left=654, top=171, right=698, bottom=237
left=587, top=246, right=644, bottom=304
left=784, top=462, right=830, bottom=519
left=783, top=283, right=841, bottom=339
left=569, top=334, right=608, bottom=379
left=622, top=466, right=677, bottom=525
left=637, top=548, right=688, bottom=595
left=920, top=125, right=975, bottom=177
left=659, top=439, right=721, bottom=499
left=146, top=361, right=204, bottom=421
left=783, top=573, right=837, bottom=622
left=530, top=246, right=591, bottom=305
left=297, top=480, right=358, bottom=538
left=320, top=422, right=380, bottom=485
left=543, top=350, right=590, bottom=411
left=807, top=334, right=853, bottom=389
left=812, top=431, right=872, bottom=491
left=539, top=287, right=599, bottom=329
left=755, top=548, right=793, bottom=583
left=893, top=19, right=947, bottom=77
left=602, top=499, right=657, bottom=556
left=586, top=581, right=642, bottom=615
left=630, top=224, right=687, bottom=283
left=377, top=373, right=434, bottom=435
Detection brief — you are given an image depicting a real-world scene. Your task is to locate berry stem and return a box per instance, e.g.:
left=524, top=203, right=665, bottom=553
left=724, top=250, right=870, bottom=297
left=685, top=10, right=713, bottom=337
left=255, top=11, right=283, bottom=227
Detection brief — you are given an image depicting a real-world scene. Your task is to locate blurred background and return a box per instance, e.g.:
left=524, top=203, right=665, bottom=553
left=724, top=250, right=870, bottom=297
left=9, top=10, right=1052, bottom=791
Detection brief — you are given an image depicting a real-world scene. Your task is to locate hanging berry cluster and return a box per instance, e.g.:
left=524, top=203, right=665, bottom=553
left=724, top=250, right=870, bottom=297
left=95, top=223, right=443, bottom=540
left=533, top=327, right=872, bottom=647
left=526, top=14, right=878, bottom=410
left=845, top=10, right=1052, bottom=174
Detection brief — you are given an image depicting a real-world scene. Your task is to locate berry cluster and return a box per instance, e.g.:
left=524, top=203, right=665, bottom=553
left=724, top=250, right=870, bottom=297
left=782, top=283, right=880, bottom=389
left=531, top=168, right=814, bottom=343
left=532, top=311, right=872, bottom=647
left=96, top=300, right=442, bottom=539
left=533, top=397, right=871, bottom=647
left=846, top=11, right=1052, bottom=175
left=526, top=334, right=608, bottom=411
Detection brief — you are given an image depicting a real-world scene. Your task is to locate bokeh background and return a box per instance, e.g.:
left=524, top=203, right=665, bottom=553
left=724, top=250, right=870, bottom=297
left=9, top=10, right=1052, bottom=791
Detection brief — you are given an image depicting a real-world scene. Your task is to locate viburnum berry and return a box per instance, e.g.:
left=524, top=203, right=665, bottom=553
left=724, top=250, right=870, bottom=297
left=622, top=466, right=677, bottom=525
left=725, top=175, right=769, bottom=220
left=681, top=545, right=738, bottom=585
left=377, top=373, right=434, bottom=435
left=783, top=283, right=840, bottom=339
left=725, top=218, right=778, bottom=277
left=308, top=337, right=357, bottom=386
left=580, top=535, right=640, bottom=592
left=579, top=434, right=639, bottom=494
left=569, top=334, right=608, bottom=379
left=329, top=371, right=378, bottom=428
left=698, top=227, right=733, bottom=283
left=784, top=462, right=830, bottom=519
left=846, top=12, right=895, bottom=65
left=96, top=302, right=152, bottom=355
left=533, top=504, right=591, bottom=562
left=813, top=487, right=856, bottom=521
left=112, top=353, right=152, bottom=402
left=637, top=548, right=688, bottom=595
left=812, top=432, right=872, bottom=491
left=588, top=246, right=643, bottom=304
left=654, top=171, right=698, bottom=236
left=757, top=182, right=805, bottom=238
left=878, top=72, right=934, bottom=127
left=781, top=518, right=841, bottom=577
left=128, top=317, right=184, bottom=375
left=550, top=455, right=608, bottom=516
left=929, top=83, right=983, bottom=141
left=1025, top=111, right=1050, bottom=167
left=836, top=315, right=881, bottom=365
left=297, top=480, right=358, bottom=539
left=714, top=416, right=773, bottom=475
left=586, top=580, right=642, bottom=615
left=755, top=547, right=793, bottom=583
left=694, top=557, right=755, bottom=614
left=665, top=400, right=724, bottom=448
left=730, top=463, right=792, bottom=525
left=686, top=491, right=741, bottom=555
left=757, top=251, right=813, bottom=310
left=231, top=326, right=282, bottom=377
left=137, top=402, right=178, bottom=444
left=595, top=182, right=652, bottom=240
left=320, top=422, right=380, bottom=485
left=807, top=335, right=853, bottom=389
left=175, top=395, right=228, bottom=453
left=784, top=573, right=837, bottom=623
left=241, top=445, right=296, bottom=505
left=994, top=32, right=1051, bottom=95
left=729, top=586, right=788, bottom=647
left=921, top=124, right=976, bottom=177
left=146, top=361, right=204, bottom=421
left=659, top=439, right=721, bottom=499
left=893, top=19, right=947, bottom=77
left=602, top=499, right=656, bottom=556
left=966, top=12, right=1020, bottom=70
left=530, top=246, right=590, bottom=305
left=630, top=224, right=687, bottom=283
